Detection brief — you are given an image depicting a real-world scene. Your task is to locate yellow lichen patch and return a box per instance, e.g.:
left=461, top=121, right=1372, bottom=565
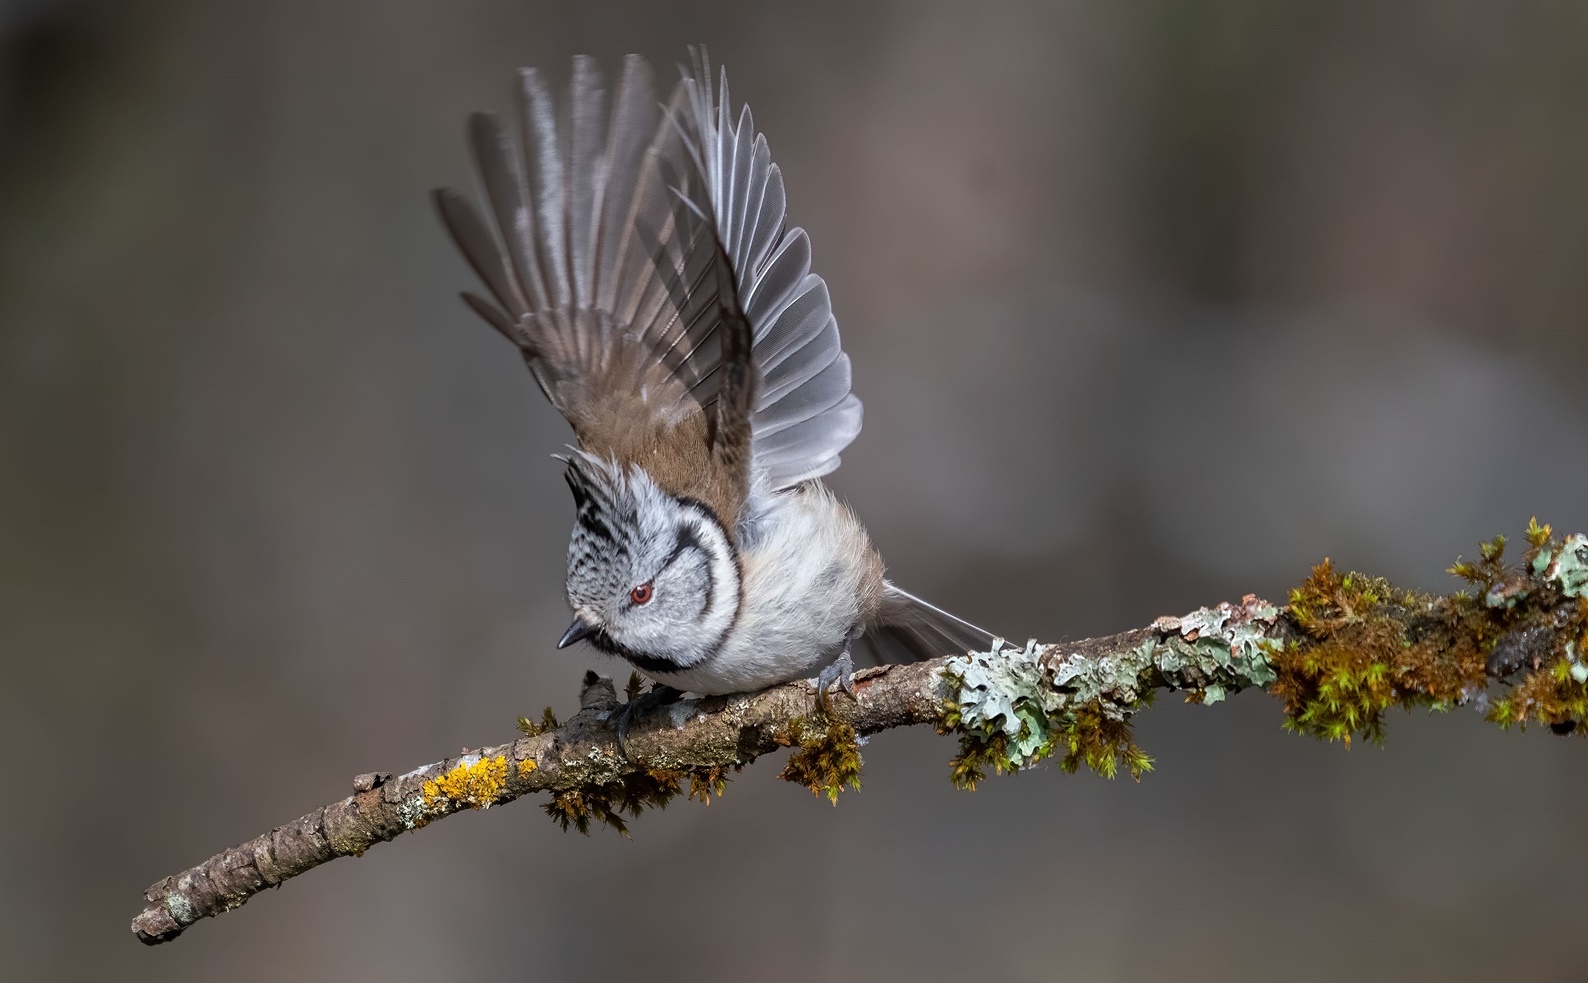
left=517, top=758, right=537, bottom=779
left=422, top=755, right=510, bottom=810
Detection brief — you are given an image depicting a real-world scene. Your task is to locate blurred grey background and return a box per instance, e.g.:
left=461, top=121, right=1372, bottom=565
left=4, top=1, right=1588, bottom=980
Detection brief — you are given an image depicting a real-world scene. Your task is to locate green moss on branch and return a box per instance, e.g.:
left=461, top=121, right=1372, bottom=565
left=935, top=519, right=1588, bottom=777
left=937, top=594, right=1281, bottom=785
left=134, top=519, right=1588, bottom=945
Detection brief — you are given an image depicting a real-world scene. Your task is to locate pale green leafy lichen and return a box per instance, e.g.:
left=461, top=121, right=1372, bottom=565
left=1538, top=533, right=1588, bottom=598
left=1148, top=596, right=1281, bottom=697
left=396, top=796, right=430, bottom=830
left=1048, top=641, right=1156, bottom=709
left=1568, top=641, right=1588, bottom=685
left=939, top=596, right=1282, bottom=783
left=946, top=639, right=1051, bottom=758
left=166, top=893, right=195, bottom=925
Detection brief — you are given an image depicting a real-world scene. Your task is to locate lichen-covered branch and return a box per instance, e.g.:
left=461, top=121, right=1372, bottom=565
left=132, top=521, right=1588, bottom=946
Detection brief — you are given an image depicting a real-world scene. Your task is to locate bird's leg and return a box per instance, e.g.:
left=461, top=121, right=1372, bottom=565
left=612, top=682, right=685, bottom=757
left=815, top=631, right=861, bottom=716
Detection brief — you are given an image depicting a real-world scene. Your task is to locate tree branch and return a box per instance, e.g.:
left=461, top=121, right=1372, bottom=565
left=132, top=524, right=1588, bottom=945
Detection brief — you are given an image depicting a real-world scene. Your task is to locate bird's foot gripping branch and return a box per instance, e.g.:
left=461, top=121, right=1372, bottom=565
left=133, top=520, right=1588, bottom=944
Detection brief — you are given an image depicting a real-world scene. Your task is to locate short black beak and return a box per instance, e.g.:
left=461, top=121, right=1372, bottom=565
left=557, top=617, right=598, bottom=649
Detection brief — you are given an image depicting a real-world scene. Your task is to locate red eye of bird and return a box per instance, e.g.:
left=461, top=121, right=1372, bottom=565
left=630, top=582, right=653, bottom=605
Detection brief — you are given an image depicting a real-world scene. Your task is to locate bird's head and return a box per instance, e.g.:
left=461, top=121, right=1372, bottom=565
left=557, top=452, right=739, bottom=673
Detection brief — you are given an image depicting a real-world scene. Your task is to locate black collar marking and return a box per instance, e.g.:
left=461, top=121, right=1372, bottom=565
left=586, top=628, right=689, bottom=675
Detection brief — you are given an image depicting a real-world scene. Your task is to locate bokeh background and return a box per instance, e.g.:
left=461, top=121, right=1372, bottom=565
left=5, top=1, right=1588, bottom=980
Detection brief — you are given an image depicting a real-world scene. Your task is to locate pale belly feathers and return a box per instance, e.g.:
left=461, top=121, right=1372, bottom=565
left=645, top=482, right=882, bottom=695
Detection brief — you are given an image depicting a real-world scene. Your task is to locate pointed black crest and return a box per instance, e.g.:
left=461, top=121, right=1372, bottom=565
left=562, top=465, right=589, bottom=509
left=559, top=451, right=624, bottom=519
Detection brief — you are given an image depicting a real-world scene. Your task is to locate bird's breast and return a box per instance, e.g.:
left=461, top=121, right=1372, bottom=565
left=643, top=482, right=882, bottom=695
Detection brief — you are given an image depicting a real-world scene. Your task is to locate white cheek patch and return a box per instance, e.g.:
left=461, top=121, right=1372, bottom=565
left=621, top=508, right=740, bottom=667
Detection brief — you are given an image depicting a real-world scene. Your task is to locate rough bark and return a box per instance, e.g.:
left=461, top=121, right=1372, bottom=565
left=131, top=531, right=1588, bottom=944
left=130, top=657, right=948, bottom=944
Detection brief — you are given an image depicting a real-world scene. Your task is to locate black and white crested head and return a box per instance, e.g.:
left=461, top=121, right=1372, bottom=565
left=559, top=451, right=741, bottom=673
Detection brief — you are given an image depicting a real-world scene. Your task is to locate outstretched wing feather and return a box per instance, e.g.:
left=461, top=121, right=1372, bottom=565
left=680, top=51, right=864, bottom=491
left=439, top=52, right=852, bottom=510
left=438, top=56, right=743, bottom=448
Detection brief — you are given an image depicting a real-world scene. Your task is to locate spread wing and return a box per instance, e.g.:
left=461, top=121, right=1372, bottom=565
left=434, top=56, right=757, bottom=524
left=672, top=57, right=994, bottom=660
left=438, top=54, right=994, bottom=656
left=678, top=52, right=864, bottom=491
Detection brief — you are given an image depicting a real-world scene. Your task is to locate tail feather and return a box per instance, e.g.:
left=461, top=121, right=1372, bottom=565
left=853, top=582, right=996, bottom=666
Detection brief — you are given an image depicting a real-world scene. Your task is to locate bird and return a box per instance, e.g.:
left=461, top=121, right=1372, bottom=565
left=433, top=51, right=993, bottom=737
